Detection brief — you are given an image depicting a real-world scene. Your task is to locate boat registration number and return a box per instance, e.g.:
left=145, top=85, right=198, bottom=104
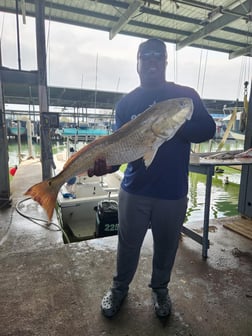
left=104, top=223, right=119, bottom=232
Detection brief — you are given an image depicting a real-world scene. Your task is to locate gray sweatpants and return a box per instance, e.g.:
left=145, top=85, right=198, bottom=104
left=113, top=188, right=188, bottom=292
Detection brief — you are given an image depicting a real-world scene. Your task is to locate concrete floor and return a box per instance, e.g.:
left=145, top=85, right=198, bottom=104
left=0, top=159, right=252, bottom=336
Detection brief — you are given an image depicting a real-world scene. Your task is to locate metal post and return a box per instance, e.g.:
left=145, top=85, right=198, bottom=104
left=17, top=120, right=22, bottom=164
left=35, top=0, right=53, bottom=180
left=0, top=68, right=11, bottom=208
left=202, top=166, right=213, bottom=258
left=26, top=119, right=33, bottom=158
left=15, top=0, right=22, bottom=70
left=238, top=80, right=252, bottom=218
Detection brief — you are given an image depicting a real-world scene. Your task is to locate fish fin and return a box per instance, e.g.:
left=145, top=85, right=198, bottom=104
left=24, top=178, right=60, bottom=221
left=143, top=148, right=158, bottom=168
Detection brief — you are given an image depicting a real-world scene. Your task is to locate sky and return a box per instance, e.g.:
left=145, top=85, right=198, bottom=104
left=1, top=12, right=251, bottom=104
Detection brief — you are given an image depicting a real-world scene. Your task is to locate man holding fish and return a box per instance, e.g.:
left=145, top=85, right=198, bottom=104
left=88, top=38, right=216, bottom=318
left=25, top=38, right=216, bottom=319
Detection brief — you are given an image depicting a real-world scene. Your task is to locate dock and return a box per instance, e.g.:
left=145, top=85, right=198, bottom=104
left=0, top=159, right=252, bottom=336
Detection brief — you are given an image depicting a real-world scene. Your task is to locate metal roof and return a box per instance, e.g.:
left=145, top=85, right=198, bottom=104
left=1, top=0, right=252, bottom=59
left=3, top=80, right=125, bottom=109
left=3, top=77, right=243, bottom=115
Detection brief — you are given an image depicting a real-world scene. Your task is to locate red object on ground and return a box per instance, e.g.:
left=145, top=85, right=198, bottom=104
left=9, top=166, right=18, bottom=176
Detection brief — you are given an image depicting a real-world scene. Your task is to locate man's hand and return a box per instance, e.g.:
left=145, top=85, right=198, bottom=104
left=87, top=158, right=112, bottom=177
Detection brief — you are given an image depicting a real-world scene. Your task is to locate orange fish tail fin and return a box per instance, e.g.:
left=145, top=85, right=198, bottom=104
left=24, top=179, right=60, bottom=221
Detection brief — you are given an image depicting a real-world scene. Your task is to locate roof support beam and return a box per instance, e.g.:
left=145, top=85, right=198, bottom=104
left=176, top=0, right=250, bottom=51
left=0, top=68, right=38, bottom=85
left=109, top=0, right=142, bottom=39
left=174, top=0, right=251, bottom=20
left=229, top=45, right=252, bottom=59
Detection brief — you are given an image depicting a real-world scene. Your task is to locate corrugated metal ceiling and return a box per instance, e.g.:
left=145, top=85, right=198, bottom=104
left=1, top=0, right=251, bottom=59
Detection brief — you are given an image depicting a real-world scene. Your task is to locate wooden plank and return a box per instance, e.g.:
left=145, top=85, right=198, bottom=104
left=223, top=221, right=252, bottom=240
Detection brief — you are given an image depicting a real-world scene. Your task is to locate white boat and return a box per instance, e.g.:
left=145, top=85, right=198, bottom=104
left=54, top=151, right=120, bottom=243
left=210, top=110, right=234, bottom=139
left=55, top=127, right=110, bottom=142
left=229, top=129, right=245, bottom=141
left=222, top=111, right=245, bottom=141
left=57, top=175, right=119, bottom=242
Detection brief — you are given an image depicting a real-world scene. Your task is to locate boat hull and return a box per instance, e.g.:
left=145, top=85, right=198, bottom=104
left=9, top=126, right=27, bottom=136
left=229, top=130, right=245, bottom=141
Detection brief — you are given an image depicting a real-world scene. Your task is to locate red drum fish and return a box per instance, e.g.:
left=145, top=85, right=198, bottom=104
left=25, top=98, right=193, bottom=221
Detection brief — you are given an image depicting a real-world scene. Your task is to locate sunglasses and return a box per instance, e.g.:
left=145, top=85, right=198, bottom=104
left=139, top=51, right=166, bottom=61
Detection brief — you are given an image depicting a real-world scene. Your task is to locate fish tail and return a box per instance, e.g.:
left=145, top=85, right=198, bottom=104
left=24, top=178, right=60, bottom=221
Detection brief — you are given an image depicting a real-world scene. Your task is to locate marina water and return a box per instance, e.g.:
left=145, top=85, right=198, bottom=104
left=8, top=138, right=244, bottom=223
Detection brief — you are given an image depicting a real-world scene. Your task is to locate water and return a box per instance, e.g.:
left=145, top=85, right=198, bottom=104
left=8, top=139, right=66, bottom=166
left=186, top=138, right=244, bottom=222
left=8, top=138, right=244, bottom=222
left=186, top=167, right=240, bottom=222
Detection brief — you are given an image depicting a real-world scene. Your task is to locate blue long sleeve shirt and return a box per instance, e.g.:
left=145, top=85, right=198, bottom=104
left=115, top=82, right=216, bottom=200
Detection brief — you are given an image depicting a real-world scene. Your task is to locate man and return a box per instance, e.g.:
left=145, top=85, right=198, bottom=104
left=88, top=38, right=216, bottom=318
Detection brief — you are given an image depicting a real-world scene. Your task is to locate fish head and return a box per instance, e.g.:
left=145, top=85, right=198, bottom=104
left=150, top=97, right=193, bottom=140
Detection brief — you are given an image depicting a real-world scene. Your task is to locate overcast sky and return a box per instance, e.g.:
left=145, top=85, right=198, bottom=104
left=1, top=12, right=251, bottom=102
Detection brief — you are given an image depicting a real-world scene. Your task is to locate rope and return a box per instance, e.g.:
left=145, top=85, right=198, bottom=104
left=201, top=49, right=208, bottom=97
left=197, top=49, right=203, bottom=92
left=196, top=49, right=208, bottom=96
left=15, top=197, right=71, bottom=244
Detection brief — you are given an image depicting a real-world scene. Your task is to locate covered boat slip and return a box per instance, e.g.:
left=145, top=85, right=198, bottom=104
left=1, top=0, right=252, bottom=224
left=1, top=157, right=251, bottom=335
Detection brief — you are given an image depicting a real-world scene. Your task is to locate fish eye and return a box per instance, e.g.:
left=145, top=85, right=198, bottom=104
left=179, top=101, right=186, bottom=108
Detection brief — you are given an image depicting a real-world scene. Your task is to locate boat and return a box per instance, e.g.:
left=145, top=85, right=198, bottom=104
left=229, top=130, right=245, bottom=141
left=54, top=151, right=120, bottom=243
left=57, top=175, right=119, bottom=242
left=8, top=120, right=27, bottom=137
left=9, top=126, right=27, bottom=136
left=222, top=111, right=245, bottom=141
left=55, top=127, right=110, bottom=142
left=210, top=113, right=227, bottom=139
